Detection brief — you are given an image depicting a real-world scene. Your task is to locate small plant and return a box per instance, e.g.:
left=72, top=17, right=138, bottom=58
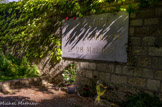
left=120, top=92, right=162, bottom=107
left=62, top=63, right=77, bottom=85
left=0, top=50, right=39, bottom=81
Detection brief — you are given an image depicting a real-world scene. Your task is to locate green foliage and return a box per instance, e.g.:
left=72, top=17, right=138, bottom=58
left=0, top=0, right=159, bottom=63
left=62, top=63, right=77, bottom=85
left=120, top=92, right=162, bottom=107
left=0, top=0, right=103, bottom=62
left=0, top=50, right=39, bottom=81
left=139, top=0, right=160, bottom=7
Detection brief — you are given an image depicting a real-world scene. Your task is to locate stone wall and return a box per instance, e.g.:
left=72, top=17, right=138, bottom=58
left=58, top=3, right=162, bottom=96
left=35, top=2, right=162, bottom=100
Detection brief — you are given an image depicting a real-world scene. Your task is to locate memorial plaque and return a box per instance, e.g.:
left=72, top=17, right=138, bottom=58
left=62, top=11, right=129, bottom=62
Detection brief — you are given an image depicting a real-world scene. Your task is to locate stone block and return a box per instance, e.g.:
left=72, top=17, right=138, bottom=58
left=129, top=37, right=141, bottom=46
left=97, top=63, right=114, bottom=73
left=92, top=71, right=99, bottom=79
left=130, top=19, right=143, bottom=26
left=161, top=82, right=162, bottom=92
left=147, top=79, right=160, bottom=91
left=133, top=68, right=143, bottom=77
left=135, top=27, right=162, bottom=36
left=97, top=63, right=107, bottom=72
left=111, top=74, right=127, bottom=84
left=136, top=8, right=155, bottom=18
left=128, top=77, right=146, bottom=87
left=123, top=66, right=133, bottom=76
left=142, top=37, right=155, bottom=46
left=132, top=47, right=148, bottom=55
left=106, top=64, right=114, bottom=73
left=80, top=62, right=89, bottom=69
left=155, top=7, right=162, bottom=17
left=154, top=70, right=162, bottom=80
left=129, top=27, right=134, bottom=36
left=85, top=70, right=93, bottom=78
left=134, top=27, right=149, bottom=36
left=151, top=57, right=160, bottom=68
left=144, top=18, right=159, bottom=25
left=159, top=58, right=162, bottom=69
left=88, top=63, right=96, bottom=70
left=115, top=65, right=122, bottom=74
left=20, top=79, right=30, bottom=87
left=155, top=37, right=162, bottom=47
left=1, top=82, right=12, bottom=93
left=149, top=47, right=162, bottom=56
left=99, top=72, right=110, bottom=83
left=136, top=57, right=152, bottom=67
left=143, top=69, right=153, bottom=78
left=150, top=27, right=162, bottom=36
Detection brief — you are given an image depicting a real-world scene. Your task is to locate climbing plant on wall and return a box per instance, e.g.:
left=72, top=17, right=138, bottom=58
left=0, top=0, right=160, bottom=62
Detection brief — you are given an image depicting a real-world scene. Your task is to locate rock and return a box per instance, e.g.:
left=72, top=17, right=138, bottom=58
left=2, top=82, right=12, bottom=94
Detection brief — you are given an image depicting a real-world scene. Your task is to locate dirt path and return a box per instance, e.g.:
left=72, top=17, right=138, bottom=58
left=0, top=87, right=113, bottom=107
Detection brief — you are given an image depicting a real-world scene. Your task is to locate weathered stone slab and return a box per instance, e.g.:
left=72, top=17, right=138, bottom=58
left=111, top=74, right=127, bottom=84
left=128, top=77, right=146, bottom=88
left=147, top=79, right=160, bottom=91
left=62, top=12, right=129, bottom=63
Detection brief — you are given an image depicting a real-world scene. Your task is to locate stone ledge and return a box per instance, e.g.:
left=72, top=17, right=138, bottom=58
left=0, top=76, right=50, bottom=93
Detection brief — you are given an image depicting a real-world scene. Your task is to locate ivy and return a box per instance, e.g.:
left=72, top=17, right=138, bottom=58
left=0, top=0, right=159, bottom=63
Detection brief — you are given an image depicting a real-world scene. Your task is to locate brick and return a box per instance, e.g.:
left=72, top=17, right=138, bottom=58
left=134, top=68, right=143, bottom=77
left=85, top=70, right=93, bottom=78
left=111, top=74, right=127, bottom=84
left=132, top=47, right=148, bottom=55
left=142, top=37, right=155, bottom=46
left=154, top=70, right=162, bottom=80
left=80, top=62, right=89, bottom=69
left=130, top=37, right=141, bottom=46
left=92, top=71, right=98, bottom=79
left=98, top=72, right=110, bottom=83
left=127, top=55, right=137, bottom=66
left=115, top=65, right=122, bottom=74
left=97, top=63, right=107, bottom=72
left=122, top=66, right=133, bottom=76
left=143, top=69, right=153, bottom=78
left=149, top=47, right=162, bottom=56
left=144, top=18, right=159, bottom=25
left=151, top=27, right=162, bottom=36
left=135, top=27, right=149, bottom=36
left=128, top=77, right=146, bottom=87
left=97, top=63, right=114, bottom=72
left=88, top=63, right=96, bottom=70
left=159, top=58, right=162, bottom=69
left=135, top=27, right=162, bottom=36
left=106, top=64, right=114, bottom=73
left=136, top=57, right=152, bottom=67
left=77, top=70, right=86, bottom=77
left=129, top=27, right=134, bottom=36
left=136, top=8, right=155, bottom=18
left=130, top=19, right=143, bottom=26
left=155, top=7, right=162, bottom=17
left=147, top=79, right=160, bottom=91
left=151, top=57, right=160, bottom=68
left=161, top=83, right=162, bottom=92
left=155, top=37, right=162, bottom=47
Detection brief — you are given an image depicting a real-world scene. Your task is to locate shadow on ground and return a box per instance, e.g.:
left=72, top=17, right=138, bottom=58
left=0, top=86, right=112, bottom=107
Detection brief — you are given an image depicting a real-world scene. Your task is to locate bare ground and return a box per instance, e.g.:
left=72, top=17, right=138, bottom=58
left=0, top=86, right=117, bottom=107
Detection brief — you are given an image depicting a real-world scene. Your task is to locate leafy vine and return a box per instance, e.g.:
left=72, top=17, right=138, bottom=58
left=0, top=0, right=159, bottom=63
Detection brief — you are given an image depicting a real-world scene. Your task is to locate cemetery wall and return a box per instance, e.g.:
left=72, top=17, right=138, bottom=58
left=58, top=3, right=162, bottom=94
left=36, top=2, right=162, bottom=98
